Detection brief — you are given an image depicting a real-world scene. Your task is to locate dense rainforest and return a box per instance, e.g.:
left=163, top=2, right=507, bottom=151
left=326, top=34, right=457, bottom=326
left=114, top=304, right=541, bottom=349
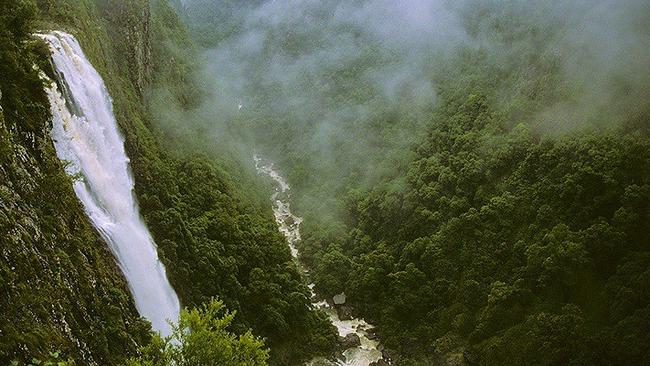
left=2, top=0, right=649, bottom=365
left=174, top=0, right=650, bottom=365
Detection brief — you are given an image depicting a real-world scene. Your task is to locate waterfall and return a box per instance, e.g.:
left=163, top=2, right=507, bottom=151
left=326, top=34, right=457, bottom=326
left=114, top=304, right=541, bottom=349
left=39, top=31, right=180, bottom=336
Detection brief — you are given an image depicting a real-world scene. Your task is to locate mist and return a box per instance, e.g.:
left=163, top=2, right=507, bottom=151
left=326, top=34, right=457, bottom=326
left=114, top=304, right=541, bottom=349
left=154, top=0, right=650, bottom=193
left=461, top=0, right=650, bottom=133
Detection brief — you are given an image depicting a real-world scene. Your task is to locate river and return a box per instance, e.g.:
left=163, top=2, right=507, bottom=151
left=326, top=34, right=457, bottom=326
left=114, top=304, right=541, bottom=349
left=255, top=156, right=389, bottom=366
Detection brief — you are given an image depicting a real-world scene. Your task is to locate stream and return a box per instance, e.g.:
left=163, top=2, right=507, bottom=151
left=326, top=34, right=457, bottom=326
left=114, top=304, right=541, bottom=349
left=254, top=156, right=389, bottom=366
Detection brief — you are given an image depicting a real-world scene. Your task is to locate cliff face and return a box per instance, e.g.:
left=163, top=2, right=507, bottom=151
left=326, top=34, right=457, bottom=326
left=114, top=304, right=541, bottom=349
left=0, top=4, right=150, bottom=364
left=0, top=105, right=150, bottom=365
left=95, top=0, right=153, bottom=96
left=0, top=1, right=171, bottom=364
left=3, top=1, right=337, bottom=364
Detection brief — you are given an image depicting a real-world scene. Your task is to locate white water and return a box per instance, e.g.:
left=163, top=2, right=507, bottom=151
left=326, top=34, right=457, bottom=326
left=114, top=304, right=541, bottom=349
left=255, top=156, right=387, bottom=366
left=40, top=31, right=180, bottom=336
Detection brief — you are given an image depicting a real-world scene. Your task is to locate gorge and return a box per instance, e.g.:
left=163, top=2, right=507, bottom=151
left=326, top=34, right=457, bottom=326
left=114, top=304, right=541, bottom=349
left=1, top=0, right=649, bottom=365
left=255, top=156, right=387, bottom=366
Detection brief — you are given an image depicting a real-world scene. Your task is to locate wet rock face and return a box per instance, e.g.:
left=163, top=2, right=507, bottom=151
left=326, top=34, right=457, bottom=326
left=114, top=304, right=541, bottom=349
left=0, top=57, right=147, bottom=365
left=340, top=333, right=361, bottom=349
left=369, top=359, right=390, bottom=366
left=366, top=328, right=379, bottom=340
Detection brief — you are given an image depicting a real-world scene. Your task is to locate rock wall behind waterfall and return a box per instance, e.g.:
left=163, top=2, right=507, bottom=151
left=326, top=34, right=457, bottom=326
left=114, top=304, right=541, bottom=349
left=38, top=0, right=154, bottom=98
left=41, top=30, right=180, bottom=336
left=0, top=3, right=150, bottom=364
left=0, top=0, right=195, bottom=363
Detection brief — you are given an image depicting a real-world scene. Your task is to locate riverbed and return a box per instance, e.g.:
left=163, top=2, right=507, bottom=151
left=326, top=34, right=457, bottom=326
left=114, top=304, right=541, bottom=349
left=255, top=156, right=388, bottom=366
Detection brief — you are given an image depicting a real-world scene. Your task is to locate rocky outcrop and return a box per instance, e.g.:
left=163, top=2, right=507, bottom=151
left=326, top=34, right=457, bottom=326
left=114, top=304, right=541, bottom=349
left=366, top=328, right=379, bottom=340
left=333, top=292, right=346, bottom=305
left=340, top=333, right=361, bottom=349
left=96, top=0, right=152, bottom=97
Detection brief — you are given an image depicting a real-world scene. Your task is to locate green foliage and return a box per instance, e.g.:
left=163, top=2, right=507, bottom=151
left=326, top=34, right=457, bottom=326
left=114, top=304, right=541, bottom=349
left=0, top=0, right=49, bottom=137
left=127, top=299, right=269, bottom=366
left=31, top=0, right=337, bottom=364
left=4, top=0, right=647, bottom=365
left=171, top=1, right=650, bottom=365
left=13, top=351, right=75, bottom=366
left=133, top=154, right=337, bottom=364
left=300, top=92, right=650, bottom=364
left=301, top=91, right=650, bottom=364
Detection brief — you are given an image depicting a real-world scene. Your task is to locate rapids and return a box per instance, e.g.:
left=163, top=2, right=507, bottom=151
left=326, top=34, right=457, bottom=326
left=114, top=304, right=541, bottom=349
left=255, top=156, right=388, bottom=366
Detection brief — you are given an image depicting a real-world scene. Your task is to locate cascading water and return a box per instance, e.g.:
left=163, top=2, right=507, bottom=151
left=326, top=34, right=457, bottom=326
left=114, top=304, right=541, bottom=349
left=39, top=31, right=180, bottom=336
left=255, top=156, right=389, bottom=366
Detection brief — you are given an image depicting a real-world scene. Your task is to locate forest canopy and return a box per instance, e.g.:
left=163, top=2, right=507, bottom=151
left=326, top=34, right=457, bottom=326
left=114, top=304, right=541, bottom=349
left=1, top=0, right=648, bottom=365
left=172, top=0, right=650, bottom=364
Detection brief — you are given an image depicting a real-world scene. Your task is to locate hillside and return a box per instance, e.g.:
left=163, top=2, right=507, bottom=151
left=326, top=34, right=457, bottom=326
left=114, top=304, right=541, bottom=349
left=1, top=1, right=335, bottom=364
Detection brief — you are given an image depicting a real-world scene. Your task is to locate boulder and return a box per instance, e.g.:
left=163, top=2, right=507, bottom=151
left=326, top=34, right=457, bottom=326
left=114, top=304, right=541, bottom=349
left=365, top=328, right=378, bottom=340
left=333, top=350, right=344, bottom=361
left=381, top=349, right=394, bottom=361
left=340, top=333, right=361, bottom=349
left=337, top=305, right=354, bottom=320
left=333, top=292, right=346, bottom=305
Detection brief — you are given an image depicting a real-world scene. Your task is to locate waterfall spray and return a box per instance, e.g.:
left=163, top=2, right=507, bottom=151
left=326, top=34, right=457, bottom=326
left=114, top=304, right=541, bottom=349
left=40, top=31, right=180, bottom=336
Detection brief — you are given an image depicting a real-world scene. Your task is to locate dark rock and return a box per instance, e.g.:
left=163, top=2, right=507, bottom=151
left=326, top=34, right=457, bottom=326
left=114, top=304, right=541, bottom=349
left=337, top=305, right=354, bottom=320
left=285, top=215, right=296, bottom=226
left=340, top=333, right=361, bottom=349
left=381, top=349, right=394, bottom=361
left=365, top=328, right=378, bottom=340
left=332, top=350, right=344, bottom=361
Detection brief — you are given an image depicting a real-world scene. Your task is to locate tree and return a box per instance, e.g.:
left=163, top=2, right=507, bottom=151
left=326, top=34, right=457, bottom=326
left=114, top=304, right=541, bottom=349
left=127, top=300, right=269, bottom=366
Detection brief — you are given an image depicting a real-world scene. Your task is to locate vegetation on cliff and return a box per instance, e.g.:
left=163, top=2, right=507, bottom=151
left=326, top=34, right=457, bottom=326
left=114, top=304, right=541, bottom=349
left=127, top=299, right=269, bottom=366
left=3, top=0, right=335, bottom=364
left=4, top=0, right=649, bottom=365
left=1, top=1, right=150, bottom=364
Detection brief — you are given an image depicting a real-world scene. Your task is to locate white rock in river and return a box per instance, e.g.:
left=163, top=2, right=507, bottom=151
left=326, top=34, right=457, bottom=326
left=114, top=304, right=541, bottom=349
left=333, top=292, right=346, bottom=305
